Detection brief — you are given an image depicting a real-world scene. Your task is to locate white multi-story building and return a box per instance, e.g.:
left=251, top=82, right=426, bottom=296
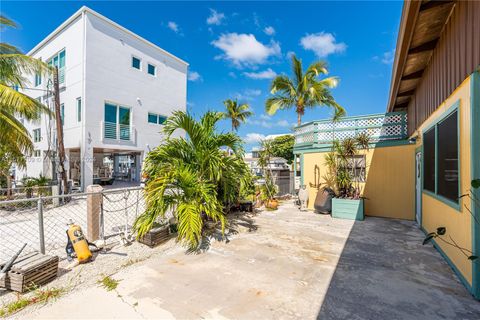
left=15, top=6, right=188, bottom=190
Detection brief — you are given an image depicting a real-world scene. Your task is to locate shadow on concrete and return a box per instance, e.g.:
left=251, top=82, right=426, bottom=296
left=316, top=217, right=479, bottom=319
left=186, top=210, right=259, bottom=255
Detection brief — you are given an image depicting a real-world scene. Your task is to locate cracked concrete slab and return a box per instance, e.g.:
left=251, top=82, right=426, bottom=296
left=14, top=202, right=480, bottom=319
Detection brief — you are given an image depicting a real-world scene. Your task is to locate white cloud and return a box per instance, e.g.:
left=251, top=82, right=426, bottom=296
left=243, top=68, right=277, bottom=80
left=248, top=116, right=291, bottom=129
left=188, top=71, right=202, bottom=82
left=167, top=21, right=180, bottom=33
left=264, top=26, right=275, bottom=36
left=228, top=71, right=237, bottom=78
left=207, top=9, right=225, bottom=25
left=244, top=133, right=266, bottom=144
left=300, top=32, right=346, bottom=58
left=212, top=33, right=281, bottom=68
left=381, top=49, right=395, bottom=64
left=235, top=88, right=262, bottom=101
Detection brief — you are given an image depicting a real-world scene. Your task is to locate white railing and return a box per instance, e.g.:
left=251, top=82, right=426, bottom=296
left=102, top=121, right=135, bottom=143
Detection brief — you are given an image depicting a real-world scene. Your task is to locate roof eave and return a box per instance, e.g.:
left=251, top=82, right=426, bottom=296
left=387, top=0, right=422, bottom=113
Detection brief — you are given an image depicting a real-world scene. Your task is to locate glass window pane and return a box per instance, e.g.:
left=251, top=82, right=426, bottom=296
left=53, top=56, right=59, bottom=67
left=148, top=64, right=155, bottom=75
left=59, top=50, right=65, bottom=68
left=77, top=98, right=81, bottom=122
left=148, top=113, right=158, bottom=124
left=158, top=115, right=167, bottom=124
left=104, top=103, right=117, bottom=123
left=132, top=57, right=141, bottom=69
left=437, top=111, right=458, bottom=202
left=119, top=107, right=130, bottom=125
left=423, top=128, right=436, bottom=192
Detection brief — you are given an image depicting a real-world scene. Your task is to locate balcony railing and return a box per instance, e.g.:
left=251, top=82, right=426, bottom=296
left=102, top=121, right=136, bottom=144
left=294, top=112, right=407, bottom=149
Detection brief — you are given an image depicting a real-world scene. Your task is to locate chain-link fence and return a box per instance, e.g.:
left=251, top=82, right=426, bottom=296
left=0, top=187, right=146, bottom=262
left=0, top=186, right=53, bottom=200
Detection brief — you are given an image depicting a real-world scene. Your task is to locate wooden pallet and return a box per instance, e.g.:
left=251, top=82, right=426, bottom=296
left=0, top=252, right=59, bottom=292
left=138, top=226, right=170, bottom=247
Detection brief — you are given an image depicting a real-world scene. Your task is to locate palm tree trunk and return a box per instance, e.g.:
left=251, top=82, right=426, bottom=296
left=6, top=173, right=13, bottom=200
left=297, top=113, right=302, bottom=126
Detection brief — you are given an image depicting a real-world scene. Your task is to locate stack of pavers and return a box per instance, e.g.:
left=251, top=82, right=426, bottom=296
left=0, top=252, right=59, bottom=292
left=138, top=225, right=170, bottom=247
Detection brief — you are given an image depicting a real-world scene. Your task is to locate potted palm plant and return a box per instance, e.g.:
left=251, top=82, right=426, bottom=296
left=323, top=133, right=370, bottom=220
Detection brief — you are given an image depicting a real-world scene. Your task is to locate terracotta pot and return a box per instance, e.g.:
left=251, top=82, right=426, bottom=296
left=266, top=199, right=278, bottom=210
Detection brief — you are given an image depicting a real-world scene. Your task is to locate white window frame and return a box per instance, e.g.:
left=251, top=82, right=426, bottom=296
left=147, top=112, right=167, bottom=125
left=131, top=55, right=142, bottom=71
left=147, top=63, right=156, bottom=76
left=33, top=128, right=41, bottom=142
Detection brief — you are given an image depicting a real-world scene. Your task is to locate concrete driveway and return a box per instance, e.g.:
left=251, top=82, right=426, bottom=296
left=18, top=202, right=480, bottom=319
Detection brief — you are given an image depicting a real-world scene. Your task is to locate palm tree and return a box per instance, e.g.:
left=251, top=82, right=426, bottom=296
left=0, top=15, right=52, bottom=157
left=223, top=99, right=253, bottom=131
left=135, top=111, right=251, bottom=249
left=265, top=54, right=345, bottom=126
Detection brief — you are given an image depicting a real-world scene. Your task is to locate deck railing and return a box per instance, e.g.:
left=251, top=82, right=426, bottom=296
left=294, top=112, right=407, bottom=149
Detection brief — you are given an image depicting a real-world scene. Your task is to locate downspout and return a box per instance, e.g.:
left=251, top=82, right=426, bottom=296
left=470, top=69, right=480, bottom=299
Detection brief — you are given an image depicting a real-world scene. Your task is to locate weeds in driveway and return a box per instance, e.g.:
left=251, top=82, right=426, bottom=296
left=99, top=275, right=120, bottom=291
left=0, top=286, right=63, bottom=317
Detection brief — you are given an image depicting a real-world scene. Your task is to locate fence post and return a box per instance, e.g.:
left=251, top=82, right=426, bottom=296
left=37, top=197, right=45, bottom=254
left=87, top=185, right=103, bottom=241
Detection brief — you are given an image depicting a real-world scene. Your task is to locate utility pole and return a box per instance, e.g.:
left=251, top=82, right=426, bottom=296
left=53, top=67, right=68, bottom=194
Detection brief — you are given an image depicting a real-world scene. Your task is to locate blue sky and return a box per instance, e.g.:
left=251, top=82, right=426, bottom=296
left=2, top=1, right=402, bottom=150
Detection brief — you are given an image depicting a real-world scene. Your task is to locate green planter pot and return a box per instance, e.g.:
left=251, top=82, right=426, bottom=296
left=332, top=198, right=364, bottom=221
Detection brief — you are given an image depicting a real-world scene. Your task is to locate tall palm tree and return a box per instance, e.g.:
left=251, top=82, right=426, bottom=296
left=223, top=99, right=253, bottom=131
left=135, top=111, right=251, bottom=249
left=0, top=15, right=52, bottom=158
left=266, top=54, right=345, bottom=126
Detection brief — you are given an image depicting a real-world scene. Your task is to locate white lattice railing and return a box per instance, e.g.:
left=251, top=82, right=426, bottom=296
left=294, top=112, right=407, bottom=148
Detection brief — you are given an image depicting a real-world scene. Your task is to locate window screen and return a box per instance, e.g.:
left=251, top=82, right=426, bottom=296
left=437, top=111, right=458, bottom=202
left=423, top=128, right=436, bottom=193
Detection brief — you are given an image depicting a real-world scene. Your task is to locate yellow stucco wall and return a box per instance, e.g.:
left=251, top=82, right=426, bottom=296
left=415, top=76, right=473, bottom=286
left=302, top=143, right=415, bottom=220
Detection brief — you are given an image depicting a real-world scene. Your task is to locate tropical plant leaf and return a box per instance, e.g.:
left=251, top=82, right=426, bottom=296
left=472, top=179, right=480, bottom=189
left=436, top=227, right=446, bottom=235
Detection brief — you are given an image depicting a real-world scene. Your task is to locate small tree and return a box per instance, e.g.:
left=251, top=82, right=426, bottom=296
left=269, top=135, right=295, bottom=164
left=323, top=133, right=370, bottom=198
left=257, top=139, right=279, bottom=204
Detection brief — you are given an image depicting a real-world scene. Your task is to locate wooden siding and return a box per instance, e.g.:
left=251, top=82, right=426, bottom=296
left=407, top=1, right=480, bottom=135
